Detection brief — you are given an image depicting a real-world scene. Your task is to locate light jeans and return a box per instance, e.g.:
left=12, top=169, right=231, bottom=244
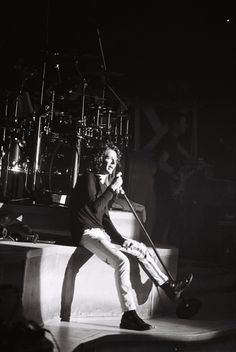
left=80, top=228, right=168, bottom=312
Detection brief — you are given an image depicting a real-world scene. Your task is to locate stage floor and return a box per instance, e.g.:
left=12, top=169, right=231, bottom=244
left=44, top=316, right=236, bottom=352
left=44, top=261, right=236, bottom=352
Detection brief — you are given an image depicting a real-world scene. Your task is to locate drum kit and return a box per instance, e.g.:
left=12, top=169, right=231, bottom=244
left=0, top=49, right=131, bottom=203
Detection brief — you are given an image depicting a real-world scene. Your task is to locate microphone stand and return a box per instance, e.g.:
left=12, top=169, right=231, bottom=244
left=121, top=189, right=174, bottom=281
left=121, top=187, right=201, bottom=319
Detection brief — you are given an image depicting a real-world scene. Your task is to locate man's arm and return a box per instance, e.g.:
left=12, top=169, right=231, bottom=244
left=177, top=142, right=193, bottom=160
left=157, top=151, right=175, bottom=174
left=85, top=173, right=116, bottom=213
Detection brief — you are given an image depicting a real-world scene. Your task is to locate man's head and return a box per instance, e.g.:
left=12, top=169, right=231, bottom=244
left=168, top=112, right=188, bottom=137
left=90, top=142, right=122, bottom=175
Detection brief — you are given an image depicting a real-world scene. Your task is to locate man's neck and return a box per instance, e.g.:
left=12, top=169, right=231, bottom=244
left=96, top=174, right=109, bottom=185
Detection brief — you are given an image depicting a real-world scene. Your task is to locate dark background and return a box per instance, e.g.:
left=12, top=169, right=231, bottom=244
left=0, top=0, right=235, bottom=179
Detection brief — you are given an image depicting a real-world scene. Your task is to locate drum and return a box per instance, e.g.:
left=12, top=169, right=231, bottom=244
left=7, top=118, right=35, bottom=173
left=51, top=111, right=73, bottom=133
left=8, top=139, right=28, bottom=173
left=39, top=138, right=74, bottom=194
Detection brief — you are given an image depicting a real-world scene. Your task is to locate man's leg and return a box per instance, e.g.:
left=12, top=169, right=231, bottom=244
left=80, top=229, right=153, bottom=330
left=60, top=247, right=93, bottom=321
left=80, top=229, right=136, bottom=312
left=121, top=239, right=193, bottom=301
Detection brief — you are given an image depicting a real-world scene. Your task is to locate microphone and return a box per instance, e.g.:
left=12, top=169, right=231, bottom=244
left=115, top=172, right=125, bottom=194
left=119, top=187, right=125, bottom=195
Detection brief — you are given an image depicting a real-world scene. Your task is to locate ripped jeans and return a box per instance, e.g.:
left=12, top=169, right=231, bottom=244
left=80, top=228, right=168, bottom=312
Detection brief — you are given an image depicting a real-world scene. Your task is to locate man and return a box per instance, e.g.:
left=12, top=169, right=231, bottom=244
left=153, top=112, right=195, bottom=245
left=69, top=141, right=193, bottom=331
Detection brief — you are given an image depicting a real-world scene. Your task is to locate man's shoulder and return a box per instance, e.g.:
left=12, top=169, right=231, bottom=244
left=158, top=132, right=178, bottom=149
left=155, top=132, right=172, bottom=150
left=79, top=171, right=95, bottom=180
left=73, top=171, right=94, bottom=189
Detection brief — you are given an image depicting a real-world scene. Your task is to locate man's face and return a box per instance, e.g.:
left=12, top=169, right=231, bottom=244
left=101, top=149, right=118, bottom=175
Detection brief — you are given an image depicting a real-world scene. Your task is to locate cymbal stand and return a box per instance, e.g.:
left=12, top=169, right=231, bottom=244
left=31, top=4, right=51, bottom=197
left=96, top=105, right=101, bottom=127
left=124, top=118, right=130, bottom=147
left=96, top=25, right=129, bottom=141
left=0, top=126, right=6, bottom=172
left=72, top=134, right=82, bottom=187
left=40, top=60, right=47, bottom=107
left=1, top=96, right=10, bottom=198
left=68, top=59, right=87, bottom=196
left=81, top=79, right=88, bottom=126
left=119, top=113, right=123, bottom=144
left=106, top=82, right=128, bottom=112
left=55, top=61, right=62, bottom=85
left=49, top=89, right=55, bottom=132
left=68, top=133, right=83, bottom=204
left=2, top=86, right=22, bottom=199
left=12, top=76, right=25, bottom=125
left=97, top=26, right=128, bottom=109
left=32, top=114, right=43, bottom=193
left=32, top=56, right=47, bottom=193
left=74, top=57, right=87, bottom=126
left=96, top=27, right=107, bottom=101
left=114, top=124, right=118, bottom=144
left=97, top=27, right=107, bottom=72
left=105, top=109, right=112, bottom=139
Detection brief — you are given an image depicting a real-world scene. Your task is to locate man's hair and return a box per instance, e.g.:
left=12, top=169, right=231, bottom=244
left=89, top=142, right=122, bottom=173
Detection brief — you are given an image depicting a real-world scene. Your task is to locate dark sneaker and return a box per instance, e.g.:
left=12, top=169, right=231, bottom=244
left=60, top=316, right=70, bottom=322
left=161, top=273, right=193, bottom=302
left=120, top=310, right=153, bottom=331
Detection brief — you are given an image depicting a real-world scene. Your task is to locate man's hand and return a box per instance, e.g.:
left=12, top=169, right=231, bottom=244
left=122, top=238, right=133, bottom=250
left=122, top=239, right=147, bottom=259
left=110, top=172, right=123, bottom=194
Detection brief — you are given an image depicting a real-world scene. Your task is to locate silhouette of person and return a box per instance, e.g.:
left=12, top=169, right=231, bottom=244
left=153, top=111, right=195, bottom=247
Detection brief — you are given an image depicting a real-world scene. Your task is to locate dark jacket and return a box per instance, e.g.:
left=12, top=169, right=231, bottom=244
left=69, top=172, right=124, bottom=246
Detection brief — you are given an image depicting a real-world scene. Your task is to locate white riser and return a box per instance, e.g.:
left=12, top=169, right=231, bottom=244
left=0, top=242, right=178, bottom=324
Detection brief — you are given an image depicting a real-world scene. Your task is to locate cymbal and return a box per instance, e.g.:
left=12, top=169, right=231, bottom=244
left=0, top=120, right=19, bottom=128
left=44, top=51, right=99, bottom=64
left=82, top=71, right=124, bottom=78
left=80, top=53, right=99, bottom=61
left=55, top=92, right=105, bottom=103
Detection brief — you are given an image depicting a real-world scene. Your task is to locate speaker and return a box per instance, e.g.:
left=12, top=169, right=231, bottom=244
left=0, top=319, right=54, bottom=352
